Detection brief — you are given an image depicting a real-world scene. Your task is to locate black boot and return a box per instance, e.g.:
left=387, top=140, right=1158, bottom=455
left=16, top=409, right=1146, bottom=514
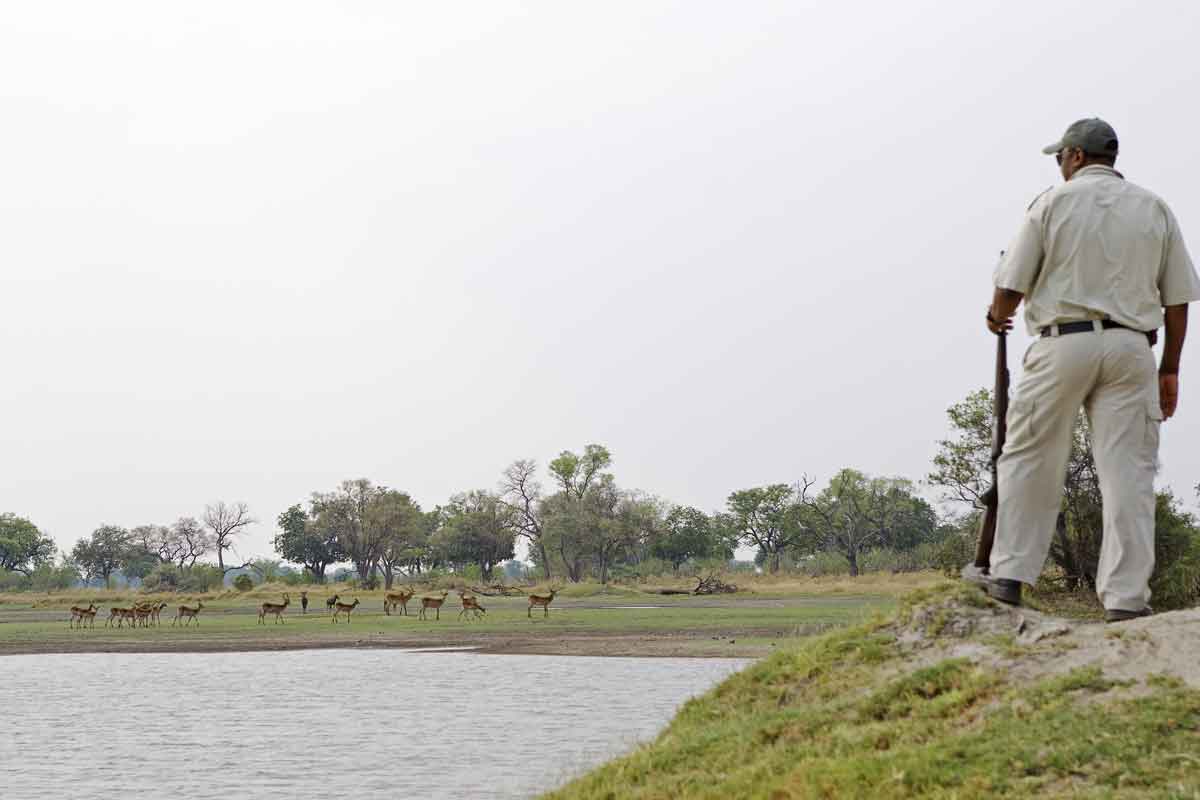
left=986, top=578, right=1022, bottom=606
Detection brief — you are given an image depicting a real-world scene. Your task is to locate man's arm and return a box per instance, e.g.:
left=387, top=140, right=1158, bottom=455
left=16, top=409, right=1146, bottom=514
left=986, top=288, right=1023, bottom=334
left=1160, top=303, right=1188, bottom=419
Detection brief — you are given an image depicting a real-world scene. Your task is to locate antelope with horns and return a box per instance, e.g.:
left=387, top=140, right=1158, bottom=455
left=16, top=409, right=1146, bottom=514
left=457, top=591, right=486, bottom=621
left=527, top=586, right=560, bottom=619
left=68, top=603, right=97, bottom=629
left=418, top=591, right=449, bottom=621
left=172, top=602, right=204, bottom=626
left=258, top=594, right=290, bottom=625
left=331, top=598, right=360, bottom=624
left=383, top=587, right=415, bottom=616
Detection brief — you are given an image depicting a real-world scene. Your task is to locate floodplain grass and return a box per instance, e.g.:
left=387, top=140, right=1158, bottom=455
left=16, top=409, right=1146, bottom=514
left=543, top=585, right=1200, bottom=800
left=0, top=573, right=938, bottom=657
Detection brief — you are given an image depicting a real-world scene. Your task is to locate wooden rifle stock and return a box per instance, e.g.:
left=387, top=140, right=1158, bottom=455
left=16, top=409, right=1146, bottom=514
left=973, top=331, right=1009, bottom=571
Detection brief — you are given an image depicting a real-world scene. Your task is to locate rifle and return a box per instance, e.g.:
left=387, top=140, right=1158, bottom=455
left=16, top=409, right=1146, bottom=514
left=972, top=330, right=1009, bottom=572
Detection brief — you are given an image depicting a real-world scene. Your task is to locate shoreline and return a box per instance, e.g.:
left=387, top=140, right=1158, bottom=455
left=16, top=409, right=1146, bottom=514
left=0, top=625, right=797, bottom=659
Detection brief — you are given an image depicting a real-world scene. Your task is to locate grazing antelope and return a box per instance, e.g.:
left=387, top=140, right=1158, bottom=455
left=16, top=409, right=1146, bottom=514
left=331, top=598, right=360, bottom=623
left=383, top=587, right=415, bottom=616
left=172, top=602, right=204, bottom=626
left=68, top=603, right=97, bottom=629
left=258, top=594, right=290, bottom=625
left=133, top=605, right=156, bottom=627
left=418, top=591, right=449, bottom=621
left=325, top=594, right=340, bottom=611
left=115, top=607, right=140, bottom=628
left=527, top=587, right=560, bottom=619
left=77, top=605, right=99, bottom=629
left=457, top=592, right=486, bottom=622
left=105, top=606, right=126, bottom=628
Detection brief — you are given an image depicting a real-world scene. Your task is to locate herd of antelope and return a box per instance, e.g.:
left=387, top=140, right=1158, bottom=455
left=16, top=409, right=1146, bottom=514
left=64, top=586, right=562, bottom=629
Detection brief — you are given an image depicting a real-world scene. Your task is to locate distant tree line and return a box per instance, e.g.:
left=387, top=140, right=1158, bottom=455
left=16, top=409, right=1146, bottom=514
left=8, top=399, right=1200, bottom=612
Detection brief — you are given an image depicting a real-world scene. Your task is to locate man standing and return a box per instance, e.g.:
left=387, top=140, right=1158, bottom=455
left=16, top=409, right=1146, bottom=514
left=983, top=118, right=1200, bottom=621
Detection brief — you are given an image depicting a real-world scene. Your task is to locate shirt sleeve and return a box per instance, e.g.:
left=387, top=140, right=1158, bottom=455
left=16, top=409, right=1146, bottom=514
left=993, top=194, right=1047, bottom=294
left=1159, top=205, right=1200, bottom=306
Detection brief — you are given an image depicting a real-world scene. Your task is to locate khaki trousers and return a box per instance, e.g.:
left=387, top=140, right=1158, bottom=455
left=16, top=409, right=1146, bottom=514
left=989, top=325, right=1162, bottom=611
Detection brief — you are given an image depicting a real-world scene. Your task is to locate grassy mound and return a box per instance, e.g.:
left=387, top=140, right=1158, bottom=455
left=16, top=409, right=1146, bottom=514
left=544, top=584, right=1200, bottom=799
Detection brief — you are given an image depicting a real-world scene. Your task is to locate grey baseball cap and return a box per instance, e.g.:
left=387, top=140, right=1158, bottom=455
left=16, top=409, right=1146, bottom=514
left=1041, top=118, right=1119, bottom=156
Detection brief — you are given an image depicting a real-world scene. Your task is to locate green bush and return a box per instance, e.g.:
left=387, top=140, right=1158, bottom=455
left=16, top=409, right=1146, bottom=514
left=233, top=574, right=254, bottom=592
left=142, top=563, right=179, bottom=591
left=0, top=569, right=29, bottom=592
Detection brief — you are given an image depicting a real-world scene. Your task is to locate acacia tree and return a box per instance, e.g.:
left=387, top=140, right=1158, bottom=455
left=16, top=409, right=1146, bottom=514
left=500, top=459, right=551, bottom=579
left=203, top=501, right=256, bottom=574
left=726, top=483, right=810, bottom=573
left=0, top=514, right=56, bottom=576
left=72, top=525, right=131, bottom=588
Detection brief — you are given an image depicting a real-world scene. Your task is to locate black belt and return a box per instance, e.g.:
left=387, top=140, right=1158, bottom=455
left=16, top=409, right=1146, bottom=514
left=1040, top=320, right=1157, bottom=346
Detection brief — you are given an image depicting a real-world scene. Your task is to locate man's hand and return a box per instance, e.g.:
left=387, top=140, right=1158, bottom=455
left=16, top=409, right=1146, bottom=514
left=986, top=307, right=1014, bottom=335
left=1160, top=373, right=1179, bottom=420
left=986, top=288, right=1024, bottom=335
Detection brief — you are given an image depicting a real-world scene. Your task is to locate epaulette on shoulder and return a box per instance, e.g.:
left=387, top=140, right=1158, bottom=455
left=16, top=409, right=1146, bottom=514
left=1026, top=185, right=1053, bottom=211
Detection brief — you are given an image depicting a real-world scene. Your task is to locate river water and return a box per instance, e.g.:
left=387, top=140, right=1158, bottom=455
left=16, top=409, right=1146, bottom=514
left=0, top=649, right=747, bottom=799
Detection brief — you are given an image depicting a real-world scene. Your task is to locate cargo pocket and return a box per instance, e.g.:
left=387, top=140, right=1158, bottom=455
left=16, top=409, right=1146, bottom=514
left=1006, top=398, right=1036, bottom=449
left=1145, top=395, right=1164, bottom=454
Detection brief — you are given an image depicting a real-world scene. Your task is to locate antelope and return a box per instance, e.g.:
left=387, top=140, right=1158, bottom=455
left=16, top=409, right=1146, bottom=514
left=457, top=592, right=486, bottom=622
left=258, top=594, right=290, bottom=625
left=418, top=591, right=449, bottom=621
left=133, top=605, right=156, bottom=627
left=68, top=603, right=97, bottom=629
left=172, top=602, right=204, bottom=626
left=300, top=591, right=309, bottom=614
left=383, top=587, right=416, bottom=616
left=105, top=606, right=126, bottom=627
left=528, top=587, right=560, bottom=619
left=115, top=607, right=140, bottom=628
left=325, top=594, right=340, bottom=610
left=149, top=602, right=169, bottom=626
left=331, top=598, right=360, bottom=623
left=77, top=605, right=99, bottom=629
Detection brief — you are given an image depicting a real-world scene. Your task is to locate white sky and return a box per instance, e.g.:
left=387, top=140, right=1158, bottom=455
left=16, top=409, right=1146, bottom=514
left=4, top=1, right=1200, bottom=561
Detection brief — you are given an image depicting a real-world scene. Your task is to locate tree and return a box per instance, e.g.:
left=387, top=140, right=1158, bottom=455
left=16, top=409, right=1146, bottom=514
left=172, top=517, right=213, bottom=568
left=930, top=388, right=1104, bottom=590
left=654, top=506, right=722, bottom=571
left=244, top=558, right=282, bottom=583
left=542, top=444, right=616, bottom=582
left=726, top=484, right=810, bottom=573
left=72, top=525, right=131, bottom=588
left=203, top=501, right=256, bottom=574
left=311, top=479, right=386, bottom=585
left=0, top=514, right=56, bottom=576
left=801, top=470, right=936, bottom=577
left=272, top=504, right=344, bottom=583
left=369, top=490, right=426, bottom=589
left=435, top=491, right=518, bottom=582
left=500, top=459, right=551, bottom=579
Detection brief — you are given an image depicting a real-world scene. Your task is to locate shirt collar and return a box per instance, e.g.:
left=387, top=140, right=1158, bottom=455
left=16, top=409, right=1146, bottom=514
left=1071, top=164, right=1124, bottom=181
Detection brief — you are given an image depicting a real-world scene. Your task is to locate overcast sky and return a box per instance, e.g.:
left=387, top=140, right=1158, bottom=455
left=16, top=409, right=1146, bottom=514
left=4, top=1, right=1200, bottom=563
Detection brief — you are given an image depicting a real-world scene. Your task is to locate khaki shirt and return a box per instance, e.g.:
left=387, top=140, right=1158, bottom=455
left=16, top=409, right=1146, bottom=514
left=994, top=165, right=1200, bottom=335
